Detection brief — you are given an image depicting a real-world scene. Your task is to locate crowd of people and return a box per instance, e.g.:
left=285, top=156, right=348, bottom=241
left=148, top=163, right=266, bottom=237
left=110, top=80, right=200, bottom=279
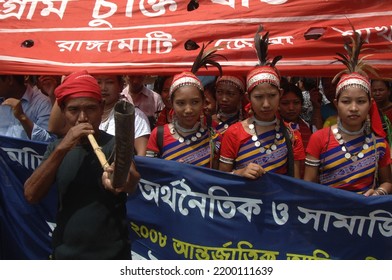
left=1, top=26, right=391, bottom=260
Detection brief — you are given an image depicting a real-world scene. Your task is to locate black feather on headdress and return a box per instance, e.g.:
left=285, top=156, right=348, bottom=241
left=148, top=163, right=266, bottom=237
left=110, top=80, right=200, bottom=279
left=332, top=22, right=379, bottom=83
left=184, top=39, right=200, bottom=51
left=190, top=40, right=227, bottom=76
left=254, top=25, right=282, bottom=67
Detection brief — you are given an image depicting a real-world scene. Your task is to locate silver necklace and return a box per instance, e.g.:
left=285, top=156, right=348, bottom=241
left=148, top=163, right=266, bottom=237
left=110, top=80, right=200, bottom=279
left=337, top=120, right=365, bottom=136
left=217, top=110, right=239, bottom=129
left=252, top=116, right=278, bottom=127
left=170, top=123, right=205, bottom=145
left=217, top=110, right=237, bottom=119
left=249, top=119, right=281, bottom=154
left=174, top=120, right=200, bottom=134
left=332, top=127, right=372, bottom=161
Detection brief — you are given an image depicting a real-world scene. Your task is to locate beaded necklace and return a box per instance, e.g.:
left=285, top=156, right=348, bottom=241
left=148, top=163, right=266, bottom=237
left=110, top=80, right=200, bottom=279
left=170, top=121, right=205, bottom=145
left=248, top=117, right=281, bottom=154
left=217, top=110, right=239, bottom=130
left=332, top=123, right=372, bottom=161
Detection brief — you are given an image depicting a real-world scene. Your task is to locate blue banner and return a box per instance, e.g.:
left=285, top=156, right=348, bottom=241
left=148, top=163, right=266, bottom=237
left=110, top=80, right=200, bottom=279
left=0, top=136, right=57, bottom=260
left=1, top=136, right=391, bottom=260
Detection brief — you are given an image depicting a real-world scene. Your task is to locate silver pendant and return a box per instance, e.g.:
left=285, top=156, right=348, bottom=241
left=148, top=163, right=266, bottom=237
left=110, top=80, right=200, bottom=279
left=363, top=144, right=369, bottom=150
left=341, top=146, right=347, bottom=152
left=185, top=139, right=191, bottom=145
left=200, top=128, right=205, bottom=133
left=336, top=133, right=342, bottom=140
left=255, top=141, right=261, bottom=147
left=260, top=147, right=265, bottom=153
left=224, top=124, right=229, bottom=129
left=170, top=128, right=176, bottom=134
left=351, top=156, right=358, bottom=162
left=252, top=135, right=258, bottom=141
left=266, top=149, right=272, bottom=154
left=249, top=124, right=255, bottom=130
left=196, top=132, right=202, bottom=138
left=276, top=133, right=281, bottom=139
left=365, top=137, right=371, bottom=143
left=344, top=153, right=351, bottom=159
left=358, top=152, right=364, bottom=158
left=191, top=136, right=197, bottom=142
left=333, top=128, right=339, bottom=134
left=339, top=139, right=344, bottom=145
left=271, top=144, right=277, bottom=151
left=179, top=137, right=184, bottom=143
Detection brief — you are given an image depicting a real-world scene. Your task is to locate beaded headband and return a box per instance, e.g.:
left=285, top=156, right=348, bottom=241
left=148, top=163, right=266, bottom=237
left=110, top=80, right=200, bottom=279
left=216, top=75, right=246, bottom=93
left=169, top=72, right=204, bottom=97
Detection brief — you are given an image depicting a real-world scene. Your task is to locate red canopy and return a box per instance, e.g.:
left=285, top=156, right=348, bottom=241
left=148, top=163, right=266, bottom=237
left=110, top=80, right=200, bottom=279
left=1, top=0, right=391, bottom=77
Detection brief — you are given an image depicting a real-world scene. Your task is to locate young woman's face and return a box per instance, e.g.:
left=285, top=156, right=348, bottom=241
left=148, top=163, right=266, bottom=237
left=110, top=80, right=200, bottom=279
left=335, top=87, right=371, bottom=131
left=371, top=80, right=390, bottom=105
left=279, top=92, right=302, bottom=123
left=161, top=77, right=173, bottom=109
left=203, top=88, right=216, bottom=117
left=172, top=85, right=204, bottom=129
left=216, top=82, right=242, bottom=114
left=94, top=75, right=121, bottom=107
left=249, top=83, right=281, bottom=122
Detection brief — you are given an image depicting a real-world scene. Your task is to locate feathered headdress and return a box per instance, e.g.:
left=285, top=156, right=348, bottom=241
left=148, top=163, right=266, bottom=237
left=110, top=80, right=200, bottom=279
left=333, top=23, right=385, bottom=137
left=246, top=25, right=283, bottom=93
left=333, top=22, right=379, bottom=97
left=169, top=40, right=226, bottom=97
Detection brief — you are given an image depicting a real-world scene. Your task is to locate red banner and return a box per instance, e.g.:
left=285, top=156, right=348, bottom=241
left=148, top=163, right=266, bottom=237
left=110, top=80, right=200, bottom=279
left=1, top=0, right=391, bottom=77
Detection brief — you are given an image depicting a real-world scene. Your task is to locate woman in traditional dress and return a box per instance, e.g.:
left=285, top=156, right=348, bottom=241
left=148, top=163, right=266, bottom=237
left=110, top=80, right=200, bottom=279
left=371, top=79, right=392, bottom=151
left=146, top=42, right=222, bottom=168
left=304, top=27, right=392, bottom=195
left=218, top=26, right=305, bottom=179
left=279, top=82, right=316, bottom=178
left=211, top=75, right=247, bottom=135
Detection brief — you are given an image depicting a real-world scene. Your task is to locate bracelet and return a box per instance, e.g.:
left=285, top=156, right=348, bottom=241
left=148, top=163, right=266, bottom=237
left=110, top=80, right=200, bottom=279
left=374, top=187, right=388, bottom=195
left=305, top=157, right=321, bottom=167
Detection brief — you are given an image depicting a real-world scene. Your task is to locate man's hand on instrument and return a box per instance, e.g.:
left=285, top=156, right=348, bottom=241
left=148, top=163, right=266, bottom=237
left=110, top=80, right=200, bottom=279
left=58, top=123, right=95, bottom=151
left=102, top=162, right=140, bottom=194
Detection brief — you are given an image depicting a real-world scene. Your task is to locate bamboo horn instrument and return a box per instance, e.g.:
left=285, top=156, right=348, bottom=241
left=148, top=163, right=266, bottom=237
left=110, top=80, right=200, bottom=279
left=87, top=134, right=110, bottom=169
left=88, top=100, right=135, bottom=188
left=112, top=100, right=135, bottom=188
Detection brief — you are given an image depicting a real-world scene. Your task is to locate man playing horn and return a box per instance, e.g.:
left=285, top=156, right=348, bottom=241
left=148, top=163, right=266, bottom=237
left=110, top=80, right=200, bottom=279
left=24, top=70, right=140, bottom=259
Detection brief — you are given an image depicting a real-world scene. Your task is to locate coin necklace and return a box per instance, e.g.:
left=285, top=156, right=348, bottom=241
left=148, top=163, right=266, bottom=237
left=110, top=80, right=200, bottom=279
left=248, top=117, right=281, bottom=154
left=170, top=121, right=204, bottom=145
left=332, top=122, right=371, bottom=161
left=217, top=110, right=238, bottom=130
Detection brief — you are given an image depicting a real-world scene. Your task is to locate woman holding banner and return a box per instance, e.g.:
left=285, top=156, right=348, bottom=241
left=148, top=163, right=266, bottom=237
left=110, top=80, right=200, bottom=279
left=146, top=42, right=222, bottom=169
left=303, top=26, right=392, bottom=195
left=218, top=26, right=305, bottom=179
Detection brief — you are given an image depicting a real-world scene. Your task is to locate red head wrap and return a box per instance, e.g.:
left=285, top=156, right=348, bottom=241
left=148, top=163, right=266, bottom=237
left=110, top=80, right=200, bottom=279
left=169, top=72, right=203, bottom=98
left=246, top=66, right=280, bottom=93
left=55, top=70, right=102, bottom=107
left=216, top=75, right=246, bottom=93
left=335, top=72, right=371, bottom=97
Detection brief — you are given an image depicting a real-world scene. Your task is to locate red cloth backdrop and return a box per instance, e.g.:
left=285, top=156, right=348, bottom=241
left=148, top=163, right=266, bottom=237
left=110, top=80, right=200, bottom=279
left=1, top=0, right=391, bottom=77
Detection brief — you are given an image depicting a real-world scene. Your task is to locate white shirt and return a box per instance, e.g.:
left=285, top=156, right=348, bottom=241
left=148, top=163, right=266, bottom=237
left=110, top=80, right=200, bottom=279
left=99, top=105, right=151, bottom=139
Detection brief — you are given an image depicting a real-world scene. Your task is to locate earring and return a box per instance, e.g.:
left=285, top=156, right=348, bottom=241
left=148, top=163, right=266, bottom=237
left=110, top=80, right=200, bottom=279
left=364, top=114, right=371, bottom=135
